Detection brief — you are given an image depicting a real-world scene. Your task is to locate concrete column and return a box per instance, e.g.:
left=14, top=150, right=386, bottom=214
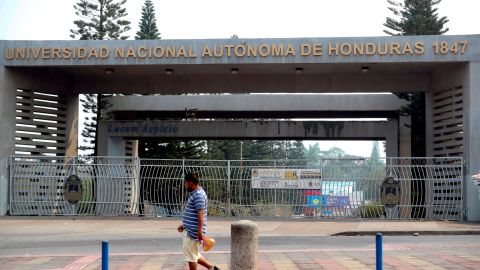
left=107, top=137, right=125, bottom=156
left=98, top=122, right=125, bottom=156
left=398, top=115, right=412, bottom=218
left=385, top=118, right=399, bottom=158
left=466, top=62, right=480, bottom=221
left=65, top=94, right=79, bottom=156
left=399, top=115, right=411, bottom=157
left=430, top=64, right=474, bottom=220
left=231, top=220, right=258, bottom=270
left=0, top=68, right=18, bottom=215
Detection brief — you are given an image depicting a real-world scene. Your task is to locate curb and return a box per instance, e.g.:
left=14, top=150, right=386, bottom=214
left=333, top=230, right=480, bottom=236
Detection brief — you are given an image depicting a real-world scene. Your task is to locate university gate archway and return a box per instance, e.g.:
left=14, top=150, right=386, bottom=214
left=1, top=35, right=479, bottom=220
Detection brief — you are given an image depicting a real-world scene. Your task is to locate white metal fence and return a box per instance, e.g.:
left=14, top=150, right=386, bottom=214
left=8, top=156, right=464, bottom=220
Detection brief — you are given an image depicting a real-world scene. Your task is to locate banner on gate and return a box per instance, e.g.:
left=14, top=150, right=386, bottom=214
left=251, top=168, right=321, bottom=189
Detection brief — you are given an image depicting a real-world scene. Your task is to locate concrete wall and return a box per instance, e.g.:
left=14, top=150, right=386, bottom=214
left=2, top=36, right=479, bottom=217
left=108, top=94, right=407, bottom=114
left=3, top=36, right=478, bottom=93
left=465, top=62, right=480, bottom=221
left=0, top=68, right=75, bottom=215
left=428, top=63, right=480, bottom=221
left=0, top=68, right=16, bottom=215
left=3, top=36, right=479, bottom=66
left=98, top=120, right=399, bottom=157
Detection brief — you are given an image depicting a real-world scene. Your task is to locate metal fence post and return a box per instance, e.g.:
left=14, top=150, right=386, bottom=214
left=227, top=160, right=231, bottom=217
left=182, top=158, right=185, bottom=203
left=376, top=233, right=383, bottom=270
left=7, top=157, right=12, bottom=215
left=135, top=157, right=141, bottom=216
left=102, top=240, right=109, bottom=270
left=273, top=160, right=277, bottom=216
left=72, top=157, right=77, bottom=216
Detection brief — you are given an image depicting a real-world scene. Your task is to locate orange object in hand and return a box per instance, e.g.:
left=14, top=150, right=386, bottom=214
left=202, top=236, right=216, bottom=251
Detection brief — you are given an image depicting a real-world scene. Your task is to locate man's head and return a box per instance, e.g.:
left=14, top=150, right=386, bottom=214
left=184, top=172, right=200, bottom=192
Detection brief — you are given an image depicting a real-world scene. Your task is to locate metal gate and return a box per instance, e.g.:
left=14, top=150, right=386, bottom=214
left=9, top=156, right=140, bottom=216
left=8, top=156, right=464, bottom=220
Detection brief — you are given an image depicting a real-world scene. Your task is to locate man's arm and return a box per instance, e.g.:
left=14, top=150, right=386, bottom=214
left=197, top=208, right=204, bottom=241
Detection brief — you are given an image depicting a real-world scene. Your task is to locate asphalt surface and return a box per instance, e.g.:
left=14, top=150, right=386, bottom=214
left=1, top=217, right=480, bottom=269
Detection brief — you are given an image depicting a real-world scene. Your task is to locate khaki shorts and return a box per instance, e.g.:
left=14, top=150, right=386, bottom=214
left=183, top=232, right=201, bottom=262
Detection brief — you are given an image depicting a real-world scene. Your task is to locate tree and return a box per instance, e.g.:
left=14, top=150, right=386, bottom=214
left=286, top=140, right=305, bottom=160
left=70, top=0, right=131, bottom=40
left=79, top=94, right=111, bottom=154
left=367, top=141, right=384, bottom=165
left=384, top=0, right=449, bottom=158
left=384, top=0, right=449, bottom=36
left=304, top=143, right=321, bottom=160
left=140, top=140, right=205, bottom=159
left=71, top=0, right=131, bottom=155
left=135, top=0, right=160, bottom=40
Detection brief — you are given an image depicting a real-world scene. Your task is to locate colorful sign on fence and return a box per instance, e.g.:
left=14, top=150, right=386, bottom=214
left=307, top=195, right=349, bottom=208
left=251, top=168, right=322, bottom=189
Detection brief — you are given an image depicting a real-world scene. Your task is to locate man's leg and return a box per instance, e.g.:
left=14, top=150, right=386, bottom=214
left=197, top=256, right=213, bottom=269
left=183, top=233, right=200, bottom=270
left=188, top=262, right=198, bottom=270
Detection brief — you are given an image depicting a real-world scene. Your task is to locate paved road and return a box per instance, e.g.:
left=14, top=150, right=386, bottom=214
left=1, top=218, right=480, bottom=269
left=1, top=234, right=480, bottom=269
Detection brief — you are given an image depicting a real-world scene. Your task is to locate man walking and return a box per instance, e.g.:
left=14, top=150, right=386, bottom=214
left=177, top=172, right=220, bottom=270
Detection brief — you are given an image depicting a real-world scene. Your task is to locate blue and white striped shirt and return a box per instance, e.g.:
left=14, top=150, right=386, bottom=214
left=182, top=187, right=208, bottom=240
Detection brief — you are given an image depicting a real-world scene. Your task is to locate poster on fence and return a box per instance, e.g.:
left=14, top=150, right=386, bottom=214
left=251, top=168, right=322, bottom=189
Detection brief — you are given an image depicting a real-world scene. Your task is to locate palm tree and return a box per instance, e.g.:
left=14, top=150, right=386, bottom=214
left=304, top=143, right=321, bottom=160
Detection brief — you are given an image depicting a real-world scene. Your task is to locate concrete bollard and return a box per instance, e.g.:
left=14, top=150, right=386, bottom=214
left=231, top=220, right=259, bottom=270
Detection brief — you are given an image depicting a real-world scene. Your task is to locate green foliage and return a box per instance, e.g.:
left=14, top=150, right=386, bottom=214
left=71, top=0, right=130, bottom=155
left=384, top=0, right=444, bottom=157
left=139, top=140, right=205, bottom=159
left=70, top=0, right=131, bottom=40
left=357, top=202, right=385, bottom=218
left=289, top=141, right=306, bottom=160
left=135, top=0, right=160, bottom=40
left=384, top=0, right=449, bottom=36
left=205, top=140, right=241, bottom=160
left=79, top=94, right=112, bottom=156
left=304, top=143, right=321, bottom=160
left=367, top=141, right=385, bottom=165
left=395, top=92, right=426, bottom=157
left=204, top=140, right=304, bottom=161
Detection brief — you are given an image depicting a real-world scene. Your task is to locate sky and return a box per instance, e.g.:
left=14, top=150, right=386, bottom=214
left=1, top=0, right=479, bottom=157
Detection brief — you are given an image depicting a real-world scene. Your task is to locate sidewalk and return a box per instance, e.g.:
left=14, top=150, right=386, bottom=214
left=1, top=217, right=480, bottom=269
left=1, top=216, right=480, bottom=237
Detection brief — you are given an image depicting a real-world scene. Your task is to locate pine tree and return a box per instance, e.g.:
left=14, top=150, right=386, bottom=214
left=367, top=141, right=385, bottom=165
left=384, top=0, right=448, bottom=158
left=70, top=0, right=131, bottom=155
left=70, top=0, right=131, bottom=40
left=384, top=0, right=449, bottom=36
left=135, top=0, right=160, bottom=40
left=289, top=140, right=305, bottom=160
left=78, top=94, right=111, bottom=154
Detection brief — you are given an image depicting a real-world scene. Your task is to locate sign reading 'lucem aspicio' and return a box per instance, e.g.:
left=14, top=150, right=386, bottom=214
left=4, top=40, right=469, bottom=60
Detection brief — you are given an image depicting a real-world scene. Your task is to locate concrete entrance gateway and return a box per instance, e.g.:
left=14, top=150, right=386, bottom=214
left=1, top=35, right=479, bottom=220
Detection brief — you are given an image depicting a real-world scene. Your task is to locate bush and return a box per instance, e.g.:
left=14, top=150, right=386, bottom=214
left=357, top=203, right=385, bottom=218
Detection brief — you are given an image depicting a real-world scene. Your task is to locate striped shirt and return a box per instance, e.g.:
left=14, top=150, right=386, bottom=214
left=182, top=187, right=208, bottom=240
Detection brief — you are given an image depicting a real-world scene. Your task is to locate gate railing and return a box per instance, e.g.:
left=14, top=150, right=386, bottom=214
left=9, top=156, right=140, bottom=216
left=8, top=156, right=464, bottom=220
